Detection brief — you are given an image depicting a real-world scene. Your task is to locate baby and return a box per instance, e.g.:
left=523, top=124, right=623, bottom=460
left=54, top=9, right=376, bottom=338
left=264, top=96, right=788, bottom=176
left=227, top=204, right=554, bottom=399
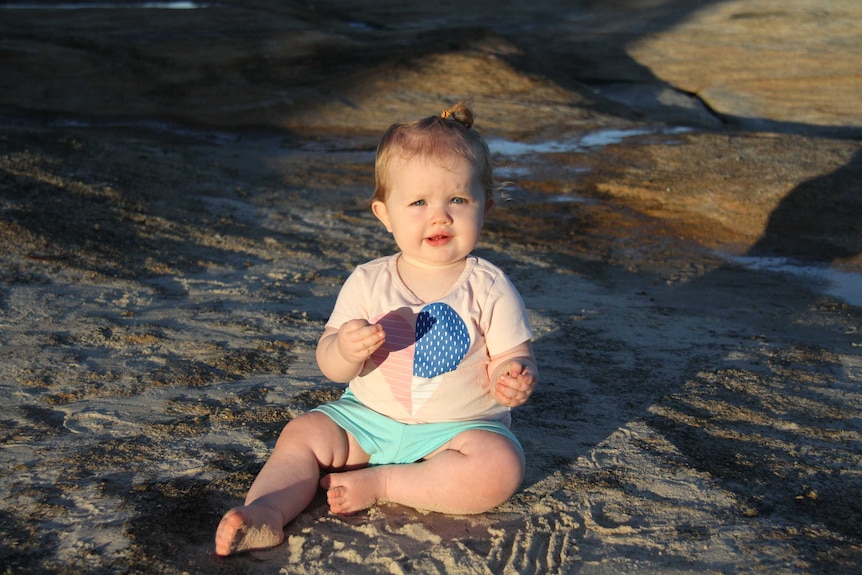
left=215, top=101, right=538, bottom=556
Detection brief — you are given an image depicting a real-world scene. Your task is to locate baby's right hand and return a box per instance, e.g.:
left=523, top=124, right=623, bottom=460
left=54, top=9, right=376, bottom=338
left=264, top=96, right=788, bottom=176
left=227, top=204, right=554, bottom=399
left=337, top=319, right=385, bottom=364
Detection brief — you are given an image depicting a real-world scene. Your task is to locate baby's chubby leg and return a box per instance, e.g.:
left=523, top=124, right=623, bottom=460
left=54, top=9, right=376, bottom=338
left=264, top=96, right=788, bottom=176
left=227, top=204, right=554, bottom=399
left=320, top=429, right=524, bottom=515
left=215, top=411, right=369, bottom=556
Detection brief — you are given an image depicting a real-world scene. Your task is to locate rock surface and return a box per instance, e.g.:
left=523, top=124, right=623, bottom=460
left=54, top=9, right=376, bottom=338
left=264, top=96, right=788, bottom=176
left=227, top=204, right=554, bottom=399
left=2, top=0, right=860, bottom=261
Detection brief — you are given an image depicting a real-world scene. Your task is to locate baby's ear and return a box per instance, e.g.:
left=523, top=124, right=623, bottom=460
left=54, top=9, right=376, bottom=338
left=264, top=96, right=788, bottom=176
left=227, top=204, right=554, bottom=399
left=371, top=200, right=392, bottom=232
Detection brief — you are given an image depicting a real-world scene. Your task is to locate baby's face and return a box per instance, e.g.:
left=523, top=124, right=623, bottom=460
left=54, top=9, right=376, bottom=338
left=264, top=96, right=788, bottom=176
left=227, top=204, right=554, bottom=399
left=372, top=154, right=490, bottom=269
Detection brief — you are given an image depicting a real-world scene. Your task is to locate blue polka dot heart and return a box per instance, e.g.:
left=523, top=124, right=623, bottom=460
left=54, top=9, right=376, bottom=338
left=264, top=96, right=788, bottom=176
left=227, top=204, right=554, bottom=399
left=413, top=302, right=470, bottom=378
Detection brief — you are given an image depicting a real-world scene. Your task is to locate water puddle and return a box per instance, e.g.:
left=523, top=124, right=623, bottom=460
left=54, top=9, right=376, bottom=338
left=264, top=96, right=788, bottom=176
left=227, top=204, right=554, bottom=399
left=1, top=2, right=207, bottom=9
left=490, top=127, right=690, bottom=205
left=734, top=256, right=862, bottom=308
left=488, top=126, right=691, bottom=157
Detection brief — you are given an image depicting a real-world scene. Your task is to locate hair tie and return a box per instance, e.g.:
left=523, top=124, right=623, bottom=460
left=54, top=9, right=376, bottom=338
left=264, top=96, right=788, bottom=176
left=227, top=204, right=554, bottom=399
left=440, top=110, right=452, bottom=119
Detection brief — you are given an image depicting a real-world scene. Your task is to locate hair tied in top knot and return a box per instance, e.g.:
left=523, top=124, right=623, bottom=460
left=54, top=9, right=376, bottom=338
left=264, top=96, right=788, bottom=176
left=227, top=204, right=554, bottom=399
left=439, top=102, right=474, bottom=130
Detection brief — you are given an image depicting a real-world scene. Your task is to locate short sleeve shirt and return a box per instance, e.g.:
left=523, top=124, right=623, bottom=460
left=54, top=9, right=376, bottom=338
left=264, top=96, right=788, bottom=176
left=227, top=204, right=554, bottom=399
left=326, top=254, right=533, bottom=425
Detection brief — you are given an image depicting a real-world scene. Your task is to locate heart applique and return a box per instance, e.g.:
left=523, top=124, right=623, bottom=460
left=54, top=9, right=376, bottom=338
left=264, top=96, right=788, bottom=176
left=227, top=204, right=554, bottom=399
left=413, top=303, right=470, bottom=378
left=370, top=303, right=470, bottom=415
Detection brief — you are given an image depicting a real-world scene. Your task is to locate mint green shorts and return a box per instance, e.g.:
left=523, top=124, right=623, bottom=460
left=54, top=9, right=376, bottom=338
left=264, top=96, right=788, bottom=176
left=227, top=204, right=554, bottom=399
left=311, top=389, right=523, bottom=465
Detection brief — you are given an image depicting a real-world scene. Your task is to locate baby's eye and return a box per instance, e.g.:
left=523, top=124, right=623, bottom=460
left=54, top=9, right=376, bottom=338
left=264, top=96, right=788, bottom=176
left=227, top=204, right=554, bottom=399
left=411, top=199, right=426, bottom=206
left=450, top=197, right=466, bottom=204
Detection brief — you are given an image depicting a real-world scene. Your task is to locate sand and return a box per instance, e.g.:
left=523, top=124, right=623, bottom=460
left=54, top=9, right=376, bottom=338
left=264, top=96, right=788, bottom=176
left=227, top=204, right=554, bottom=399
left=1, top=1, right=861, bottom=574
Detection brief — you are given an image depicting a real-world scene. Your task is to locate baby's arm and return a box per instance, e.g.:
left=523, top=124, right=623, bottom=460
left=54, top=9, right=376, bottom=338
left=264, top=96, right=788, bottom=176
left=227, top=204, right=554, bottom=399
left=488, top=341, right=538, bottom=407
left=316, top=320, right=385, bottom=383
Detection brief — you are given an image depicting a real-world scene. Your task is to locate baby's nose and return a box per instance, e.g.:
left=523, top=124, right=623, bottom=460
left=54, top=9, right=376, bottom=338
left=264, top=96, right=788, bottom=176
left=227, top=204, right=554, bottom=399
left=430, top=205, right=452, bottom=224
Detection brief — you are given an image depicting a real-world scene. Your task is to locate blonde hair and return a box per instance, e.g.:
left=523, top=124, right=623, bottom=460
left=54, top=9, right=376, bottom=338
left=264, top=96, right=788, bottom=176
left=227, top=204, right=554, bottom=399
left=371, top=100, right=495, bottom=203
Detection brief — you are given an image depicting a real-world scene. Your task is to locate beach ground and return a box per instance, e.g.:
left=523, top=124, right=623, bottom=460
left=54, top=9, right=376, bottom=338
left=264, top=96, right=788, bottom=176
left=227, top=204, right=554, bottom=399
left=1, top=1, right=861, bottom=573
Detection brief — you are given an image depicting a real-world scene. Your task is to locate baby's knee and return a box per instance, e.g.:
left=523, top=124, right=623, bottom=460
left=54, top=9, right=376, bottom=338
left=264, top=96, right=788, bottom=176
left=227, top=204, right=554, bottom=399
left=272, top=411, right=358, bottom=469
left=274, top=412, right=335, bottom=447
left=492, top=443, right=526, bottom=497
left=467, top=432, right=525, bottom=505
left=475, top=463, right=523, bottom=512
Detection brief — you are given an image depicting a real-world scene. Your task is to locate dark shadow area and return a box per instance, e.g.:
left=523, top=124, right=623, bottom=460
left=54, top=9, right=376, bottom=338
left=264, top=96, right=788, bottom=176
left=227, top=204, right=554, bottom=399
left=0, top=509, right=64, bottom=575
left=748, top=148, right=862, bottom=263
left=0, top=126, right=323, bottom=283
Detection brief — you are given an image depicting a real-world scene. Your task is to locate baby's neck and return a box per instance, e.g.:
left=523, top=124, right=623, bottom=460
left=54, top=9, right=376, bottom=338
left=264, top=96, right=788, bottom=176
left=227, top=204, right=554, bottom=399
left=396, top=255, right=467, bottom=303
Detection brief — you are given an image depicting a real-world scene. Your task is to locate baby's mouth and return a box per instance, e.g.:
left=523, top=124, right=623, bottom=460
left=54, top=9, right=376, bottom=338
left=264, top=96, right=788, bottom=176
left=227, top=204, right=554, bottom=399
left=426, top=234, right=451, bottom=245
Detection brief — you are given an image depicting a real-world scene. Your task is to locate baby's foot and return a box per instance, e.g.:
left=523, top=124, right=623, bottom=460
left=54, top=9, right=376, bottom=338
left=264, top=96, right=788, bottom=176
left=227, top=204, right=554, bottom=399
left=214, top=504, right=284, bottom=556
left=320, top=467, right=389, bottom=515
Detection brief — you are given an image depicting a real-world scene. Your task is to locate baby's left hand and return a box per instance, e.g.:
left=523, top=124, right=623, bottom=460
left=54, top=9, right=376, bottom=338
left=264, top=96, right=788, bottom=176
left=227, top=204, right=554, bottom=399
left=494, top=361, right=536, bottom=407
